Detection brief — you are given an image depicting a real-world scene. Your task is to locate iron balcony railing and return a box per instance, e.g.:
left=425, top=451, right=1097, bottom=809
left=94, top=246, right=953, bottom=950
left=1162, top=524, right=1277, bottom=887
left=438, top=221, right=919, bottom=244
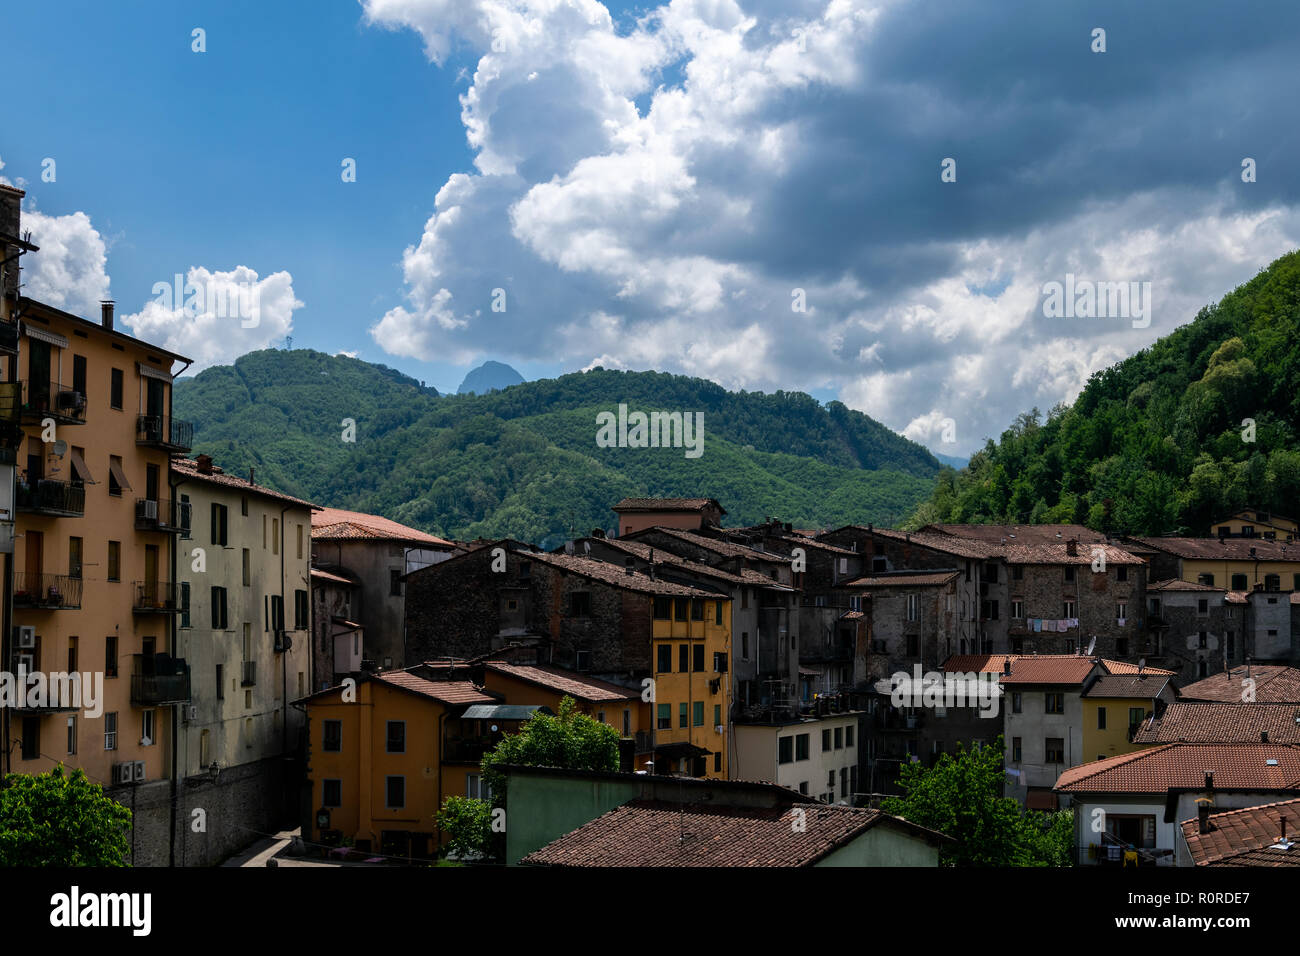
left=136, top=415, right=193, bottom=452
left=135, top=497, right=191, bottom=533
left=21, top=380, right=86, bottom=423
left=0, top=380, right=20, bottom=421
left=12, top=572, right=82, bottom=609
left=130, top=654, right=191, bottom=706
left=16, top=478, right=85, bottom=516
left=133, top=581, right=181, bottom=614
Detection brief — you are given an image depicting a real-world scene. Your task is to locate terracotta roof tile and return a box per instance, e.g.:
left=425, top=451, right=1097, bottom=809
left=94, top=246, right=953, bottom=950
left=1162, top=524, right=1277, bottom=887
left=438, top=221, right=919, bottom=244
left=846, top=571, right=960, bottom=588
left=1055, top=743, right=1300, bottom=793
left=311, top=506, right=456, bottom=547
left=612, top=498, right=725, bottom=513
left=527, top=550, right=725, bottom=598
left=520, top=800, right=914, bottom=867
left=1132, top=536, right=1300, bottom=562
left=999, top=656, right=1099, bottom=685
left=1148, top=578, right=1225, bottom=592
left=484, top=662, right=639, bottom=703
left=1178, top=666, right=1300, bottom=703
left=172, top=457, right=317, bottom=509
left=1181, top=797, right=1300, bottom=866
left=373, top=671, right=494, bottom=705
left=1135, top=703, right=1300, bottom=744
left=625, top=527, right=792, bottom=563
left=1084, top=672, right=1172, bottom=699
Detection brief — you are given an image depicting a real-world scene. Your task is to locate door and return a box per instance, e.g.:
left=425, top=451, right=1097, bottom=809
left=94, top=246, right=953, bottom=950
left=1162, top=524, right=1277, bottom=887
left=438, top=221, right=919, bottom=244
left=25, top=529, right=43, bottom=580
left=28, top=340, right=51, bottom=411
left=146, top=463, right=159, bottom=502
left=145, top=544, right=159, bottom=603
left=146, top=378, right=164, bottom=435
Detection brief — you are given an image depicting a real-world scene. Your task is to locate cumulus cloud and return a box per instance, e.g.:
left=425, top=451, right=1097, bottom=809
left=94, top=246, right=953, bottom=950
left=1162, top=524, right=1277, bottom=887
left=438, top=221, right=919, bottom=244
left=122, top=266, right=302, bottom=372
left=15, top=207, right=112, bottom=318
left=365, top=0, right=1300, bottom=454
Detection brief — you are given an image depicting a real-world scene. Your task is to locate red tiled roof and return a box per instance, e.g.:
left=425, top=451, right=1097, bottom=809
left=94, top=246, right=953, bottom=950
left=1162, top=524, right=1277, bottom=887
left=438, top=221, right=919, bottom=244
left=527, top=550, right=723, bottom=598
left=828, top=526, right=1000, bottom=560
left=1132, top=536, right=1300, bottom=562
left=846, top=571, right=959, bottom=588
left=1101, top=660, right=1177, bottom=676
left=925, top=523, right=1106, bottom=545
left=1001, top=543, right=1144, bottom=566
left=1134, top=703, right=1300, bottom=744
left=1177, top=666, right=1300, bottom=704
left=1181, top=797, right=1300, bottom=866
left=1055, top=743, right=1300, bottom=793
left=612, top=497, right=725, bottom=514
left=582, top=537, right=787, bottom=589
left=373, top=671, right=494, bottom=705
left=310, top=567, right=356, bottom=586
left=172, top=457, right=317, bottom=509
left=942, top=654, right=1016, bottom=674
left=999, top=656, right=1099, bottom=685
left=311, top=506, right=455, bottom=547
left=1147, top=578, right=1224, bottom=592
left=1083, top=672, right=1172, bottom=699
left=625, top=527, right=792, bottom=563
left=484, top=662, right=639, bottom=703
left=520, top=800, right=930, bottom=867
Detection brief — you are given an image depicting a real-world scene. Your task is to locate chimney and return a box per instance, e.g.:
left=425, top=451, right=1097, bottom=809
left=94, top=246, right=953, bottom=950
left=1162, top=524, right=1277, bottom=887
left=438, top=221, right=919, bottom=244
left=0, top=184, right=25, bottom=300
left=591, top=528, right=605, bottom=539
left=1002, top=659, right=1012, bottom=676
left=101, top=300, right=114, bottom=330
left=1281, top=814, right=1288, bottom=844
left=249, top=466, right=255, bottom=486
left=1197, top=799, right=1213, bottom=834
left=1261, top=730, right=1269, bottom=743
left=625, top=557, right=635, bottom=576
left=1066, top=538, right=1078, bottom=557
left=1205, top=771, right=1214, bottom=792
left=196, top=454, right=214, bottom=475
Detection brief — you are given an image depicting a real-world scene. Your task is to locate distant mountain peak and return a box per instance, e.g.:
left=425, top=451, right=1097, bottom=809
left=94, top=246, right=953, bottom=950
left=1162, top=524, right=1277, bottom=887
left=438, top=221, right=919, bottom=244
left=459, top=360, right=525, bottom=395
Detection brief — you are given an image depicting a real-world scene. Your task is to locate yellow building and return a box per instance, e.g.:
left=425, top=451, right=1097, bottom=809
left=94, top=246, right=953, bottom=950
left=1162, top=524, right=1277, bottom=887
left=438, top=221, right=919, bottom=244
left=1081, top=670, right=1176, bottom=761
left=1130, top=535, right=1300, bottom=592
left=478, top=661, right=648, bottom=747
left=650, top=593, right=732, bottom=779
left=1210, top=509, right=1298, bottom=542
left=300, top=670, right=495, bottom=859
left=9, top=295, right=191, bottom=789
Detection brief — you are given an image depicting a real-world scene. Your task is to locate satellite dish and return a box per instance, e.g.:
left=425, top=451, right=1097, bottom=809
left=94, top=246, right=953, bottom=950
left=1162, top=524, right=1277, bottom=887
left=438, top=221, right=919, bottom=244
left=1085, top=636, right=1096, bottom=656
left=51, top=440, right=67, bottom=457
left=490, top=724, right=499, bottom=733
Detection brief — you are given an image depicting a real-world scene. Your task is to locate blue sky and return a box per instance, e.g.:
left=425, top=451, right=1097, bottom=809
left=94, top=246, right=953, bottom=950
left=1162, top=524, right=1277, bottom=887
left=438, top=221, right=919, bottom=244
left=4, top=0, right=1299, bottom=454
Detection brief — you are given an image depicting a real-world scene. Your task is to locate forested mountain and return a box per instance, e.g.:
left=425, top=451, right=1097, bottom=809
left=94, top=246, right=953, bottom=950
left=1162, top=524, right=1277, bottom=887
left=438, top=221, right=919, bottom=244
left=458, top=360, right=525, bottom=394
left=174, top=351, right=940, bottom=547
left=913, top=251, right=1300, bottom=535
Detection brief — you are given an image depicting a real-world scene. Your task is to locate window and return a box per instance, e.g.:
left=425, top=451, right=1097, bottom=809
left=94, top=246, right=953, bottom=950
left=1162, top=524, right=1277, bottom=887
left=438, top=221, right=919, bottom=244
left=690, top=598, right=704, bottom=621
left=110, top=368, right=124, bottom=409
left=323, top=779, right=342, bottom=808
left=741, top=632, right=750, bottom=660
left=272, top=518, right=279, bottom=555
left=715, top=601, right=723, bottom=625
left=1097, top=707, right=1107, bottom=730
left=1129, top=707, right=1146, bottom=731
left=679, top=702, right=688, bottom=728
left=1117, top=566, right=1128, bottom=582
left=657, top=704, right=671, bottom=729
left=841, top=767, right=849, bottom=798
left=1231, top=573, right=1248, bottom=590
left=270, top=594, right=284, bottom=632
left=1012, top=737, right=1022, bottom=761
left=390, top=570, right=403, bottom=596
left=210, top=503, right=228, bottom=546
left=323, top=720, right=342, bottom=752
left=623, top=709, right=631, bottom=735
left=692, top=644, right=705, bottom=672
left=211, top=587, right=228, bottom=629
left=1063, top=601, right=1076, bottom=618
left=576, top=649, right=591, bottom=671
left=1116, top=638, right=1128, bottom=657
left=799, top=782, right=808, bottom=795
left=1045, top=737, right=1064, bottom=763
left=1117, top=602, right=1127, bottom=621
left=295, top=590, right=308, bottom=629
left=845, top=726, right=854, bottom=747
left=104, top=712, right=118, bottom=750
left=834, top=727, right=843, bottom=749
left=657, top=644, right=672, bottom=673
left=982, top=599, right=999, bottom=621
left=715, top=752, right=722, bottom=773
left=216, top=664, right=224, bottom=699
left=569, top=592, right=591, bottom=617
left=778, top=736, right=793, bottom=764
left=385, top=776, right=405, bottom=809
left=69, top=537, right=82, bottom=579
left=297, top=524, right=304, bottom=559
left=1011, top=600, right=1024, bottom=619
left=713, top=651, right=727, bottom=673
left=242, top=549, right=251, bottom=587
left=105, top=636, right=117, bottom=678
left=693, top=701, right=704, bottom=727
left=386, top=721, right=405, bottom=753
left=67, top=636, right=77, bottom=673
left=1197, top=598, right=1209, bottom=614
left=66, top=715, right=77, bottom=755
left=179, top=582, right=191, bottom=628
left=822, top=729, right=832, bottom=752
left=108, top=541, right=120, bottom=582
left=906, top=594, right=919, bottom=621
left=827, top=771, right=835, bottom=789
left=141, top=709, right=155, bottom=746
left=1012, top=692, right=1022, bottom=714
left=1198, top=573, right=1215, bottom=587
left=241, top=495, right=248, bottom=516
left=21, top=717, right=38, bottom=760
left=673, top=598, right=688, bottom=621
left=653, top=597, right=671, bottom=619
left=713, top=704, right=721, bottom=728
left=1045, top=693, right=1064, bottom=714
left=1265, top=574, right=1281, bottom=591
left=906, top=634, right=919, bottom=657
left=795, top=733, right=810, bottom=761
left=466, top=774, right=493, bottom=802
left=679, top=644, right=688, bottom=672
left=1199, top=632, right=1207, bottom=649
left=1065, top=639, right=1075, bottom=654
left=1064, top=567, right=1075, bottom=583
left=1012, top=565, right=1024, bottom=580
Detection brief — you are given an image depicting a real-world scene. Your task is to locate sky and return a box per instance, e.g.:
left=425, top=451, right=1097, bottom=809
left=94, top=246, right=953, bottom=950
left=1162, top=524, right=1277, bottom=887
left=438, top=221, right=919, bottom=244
left=3, top=0, right=1300, bottom=457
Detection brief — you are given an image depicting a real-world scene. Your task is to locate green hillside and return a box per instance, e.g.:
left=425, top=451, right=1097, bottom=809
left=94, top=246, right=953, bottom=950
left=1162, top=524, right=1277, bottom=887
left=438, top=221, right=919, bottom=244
left=175, top=352, right=940, bottom=547
left=913, top=250, right=1300, bottom=534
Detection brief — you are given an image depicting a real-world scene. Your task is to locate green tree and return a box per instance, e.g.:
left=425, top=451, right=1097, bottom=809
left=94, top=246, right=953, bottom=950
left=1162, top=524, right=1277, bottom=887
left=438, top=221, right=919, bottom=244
left=881, top=737, right=1072, bottom=866
left=434, top=795, right=494, bottom=862
left=480, top=695, right=620, bottom=800
left=0, top=765, right=132, bottom=866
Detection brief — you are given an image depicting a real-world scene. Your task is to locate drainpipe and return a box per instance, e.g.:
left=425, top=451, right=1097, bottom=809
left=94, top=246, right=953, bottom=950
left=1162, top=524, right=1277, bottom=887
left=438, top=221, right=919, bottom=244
left=280, top=504, right=290, bottom=756
left=167, top=469, right=186, bottom=867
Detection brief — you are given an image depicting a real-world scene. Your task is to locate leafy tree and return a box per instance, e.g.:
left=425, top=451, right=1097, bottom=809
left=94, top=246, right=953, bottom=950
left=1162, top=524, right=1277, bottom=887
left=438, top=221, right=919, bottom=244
left=434, top=795, right=494, bottom=862
left=480, top=696, right=620, bottom=800
left=881, top=737, right=1073, bottom=867
left=0, top=765, right=132, bottom=866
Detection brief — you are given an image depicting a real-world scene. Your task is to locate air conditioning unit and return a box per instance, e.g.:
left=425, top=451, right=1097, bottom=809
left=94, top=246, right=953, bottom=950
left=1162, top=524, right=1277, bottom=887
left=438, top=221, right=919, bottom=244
left=274, top=630, right=291, bottom=652
left=113, top=762, right=135, bottom=784
left=15, top=625, right=35, bottom=649
left=133, top=760, right=146, bottom=781
left=138, top=499, right=158, bottom=521
left=714, top=724, right=724, bottom=734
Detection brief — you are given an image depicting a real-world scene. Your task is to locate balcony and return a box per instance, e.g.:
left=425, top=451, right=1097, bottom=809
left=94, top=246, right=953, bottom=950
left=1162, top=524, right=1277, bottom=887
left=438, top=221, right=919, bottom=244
left=0, top=322, right=18, bottom=356
left=0, top=380, right=20, bottom=422
left=241, top=660, right=256, bottom=687
left=136, top=415, right=193, bottom=453
left=135, top=497, right=191, bottom=534
left=133, top=581, right=181, bottom=614
left=442, top=736, right=498, bottom=763
left=16, top=478, right=85, bottom=517
left=634, top=730, right=654, bottom=754
left=13, top=572, right=82, bottom=610
left=21, top=380, right=86, bottom=425
left=130, top=654, right=191, bottom=706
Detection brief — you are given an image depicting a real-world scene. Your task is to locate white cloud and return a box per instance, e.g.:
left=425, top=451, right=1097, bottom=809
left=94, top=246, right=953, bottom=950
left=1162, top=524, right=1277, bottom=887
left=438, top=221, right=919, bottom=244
left=18, top=208, right=112, bottom=318
left=122, top=266, right=302, bottom=372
